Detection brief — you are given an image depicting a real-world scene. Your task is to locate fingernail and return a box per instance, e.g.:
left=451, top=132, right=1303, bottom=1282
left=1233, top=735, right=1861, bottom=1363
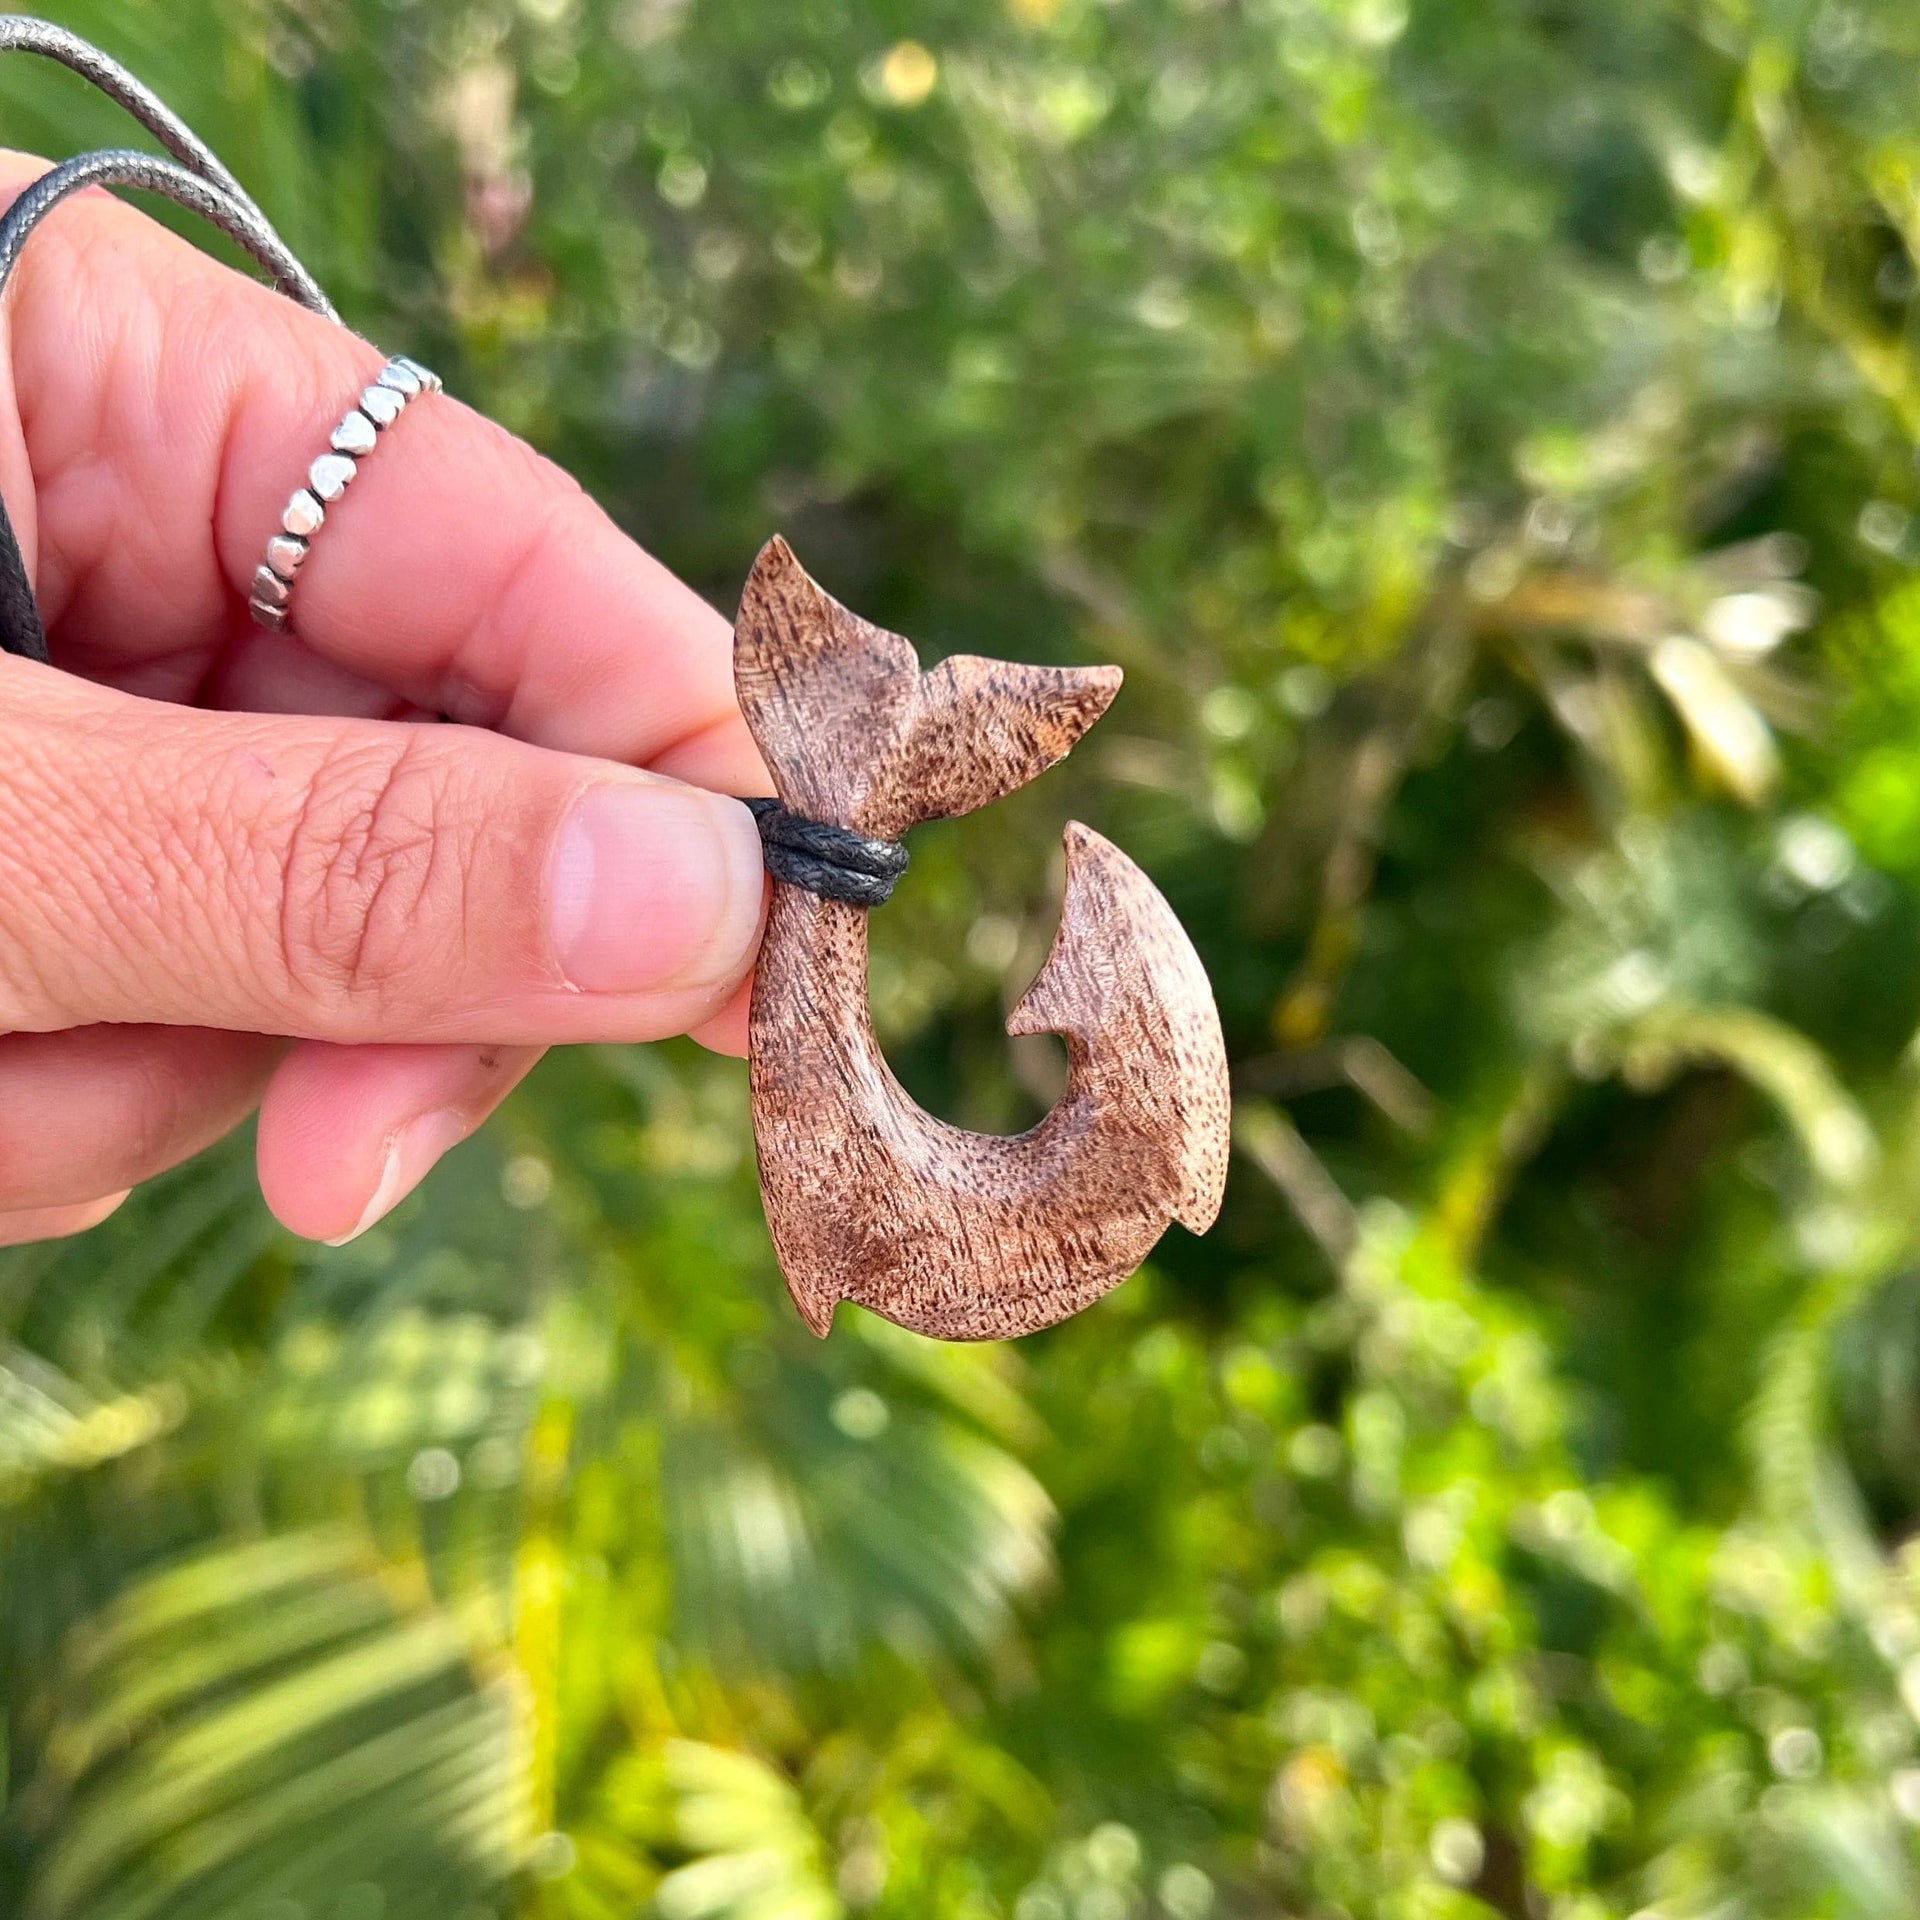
left=548, top=784, right=763, bottom=995
left=326, top=1108, right=470, bottom=1246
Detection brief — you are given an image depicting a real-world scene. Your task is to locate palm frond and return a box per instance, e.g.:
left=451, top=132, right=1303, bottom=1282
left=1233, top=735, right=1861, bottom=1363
left=10, top=1530, right=531, bottom=1920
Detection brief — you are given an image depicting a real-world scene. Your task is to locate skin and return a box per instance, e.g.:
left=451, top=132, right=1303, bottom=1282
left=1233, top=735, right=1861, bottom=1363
left=0, top=152, right=772, bottom=1247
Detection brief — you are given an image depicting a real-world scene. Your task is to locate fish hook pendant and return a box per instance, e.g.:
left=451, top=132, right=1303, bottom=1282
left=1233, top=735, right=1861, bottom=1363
left=736, top=539, right=1231, bottom=1341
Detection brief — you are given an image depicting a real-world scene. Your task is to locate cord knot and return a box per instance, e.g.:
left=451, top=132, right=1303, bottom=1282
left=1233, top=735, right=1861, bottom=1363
left=745, top=799, right=908, bottom=908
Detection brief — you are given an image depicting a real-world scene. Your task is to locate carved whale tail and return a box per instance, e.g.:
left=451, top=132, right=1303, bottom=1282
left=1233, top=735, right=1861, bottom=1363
left=735, top=536, right=1121, bottom=837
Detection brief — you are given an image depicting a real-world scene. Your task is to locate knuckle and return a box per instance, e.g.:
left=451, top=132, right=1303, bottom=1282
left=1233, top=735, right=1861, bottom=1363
left=274, top=733, right=458, bottom=1014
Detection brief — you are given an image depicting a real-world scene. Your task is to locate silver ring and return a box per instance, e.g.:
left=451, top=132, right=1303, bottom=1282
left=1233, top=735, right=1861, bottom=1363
left=248, top=354, right=443, bottom=634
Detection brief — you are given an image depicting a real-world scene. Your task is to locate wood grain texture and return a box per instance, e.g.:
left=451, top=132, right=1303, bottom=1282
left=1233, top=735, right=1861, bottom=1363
left=738, top=537, right=1231, bottom=1341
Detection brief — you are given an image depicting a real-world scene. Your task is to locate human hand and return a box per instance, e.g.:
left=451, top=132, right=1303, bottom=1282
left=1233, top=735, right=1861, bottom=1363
left=0, top=152, right=770, bottom=1248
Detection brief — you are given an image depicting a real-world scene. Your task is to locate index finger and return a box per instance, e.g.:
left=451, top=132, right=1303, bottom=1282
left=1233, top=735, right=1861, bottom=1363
left=0, top=149, right=765, bottom=788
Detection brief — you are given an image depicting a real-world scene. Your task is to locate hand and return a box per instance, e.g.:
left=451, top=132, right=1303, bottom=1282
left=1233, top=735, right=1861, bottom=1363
left=0, top=152, right=771, bottom=1248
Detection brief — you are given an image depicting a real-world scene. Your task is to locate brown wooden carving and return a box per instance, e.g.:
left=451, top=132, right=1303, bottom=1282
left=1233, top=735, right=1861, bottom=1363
left=737, top=537, right=1231, bottom=1341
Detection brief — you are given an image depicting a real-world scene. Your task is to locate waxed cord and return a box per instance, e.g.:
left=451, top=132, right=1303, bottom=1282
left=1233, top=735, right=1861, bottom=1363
left=745, top=798, right=908, bottom=907
left=0, top=17, right=336, bottom=666
left=0, top=13, right=324, bottom=287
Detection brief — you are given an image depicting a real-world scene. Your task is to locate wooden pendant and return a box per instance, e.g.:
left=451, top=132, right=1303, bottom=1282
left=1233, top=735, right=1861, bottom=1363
left=737, top=538, right=1231, bottom=1341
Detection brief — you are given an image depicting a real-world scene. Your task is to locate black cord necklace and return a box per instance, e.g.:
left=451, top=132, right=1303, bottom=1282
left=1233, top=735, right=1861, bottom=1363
left=0, top=15, right=335, bottom=666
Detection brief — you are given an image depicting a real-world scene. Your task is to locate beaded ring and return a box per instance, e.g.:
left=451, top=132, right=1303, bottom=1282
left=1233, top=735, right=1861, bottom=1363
left=247, top=355, right=443, bottom=635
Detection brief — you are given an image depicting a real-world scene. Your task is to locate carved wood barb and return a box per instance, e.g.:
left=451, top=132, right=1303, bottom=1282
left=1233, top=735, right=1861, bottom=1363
left=737, top=538, right=1231, bottom=1341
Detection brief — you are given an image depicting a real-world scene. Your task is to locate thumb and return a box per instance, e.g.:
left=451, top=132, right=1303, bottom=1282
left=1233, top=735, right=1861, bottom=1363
left=0, top=660, right=766, bottom=1043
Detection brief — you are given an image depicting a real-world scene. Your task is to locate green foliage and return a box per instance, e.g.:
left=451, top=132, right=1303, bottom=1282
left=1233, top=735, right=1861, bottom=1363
left=18, top=0, right=1920, bottom=1914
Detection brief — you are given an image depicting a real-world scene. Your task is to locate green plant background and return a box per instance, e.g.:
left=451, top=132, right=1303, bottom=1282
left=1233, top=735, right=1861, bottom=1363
left=11, top=0, right=1920, bottom=1914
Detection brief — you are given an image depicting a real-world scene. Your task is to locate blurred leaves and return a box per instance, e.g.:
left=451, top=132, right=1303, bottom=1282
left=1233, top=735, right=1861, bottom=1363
left=16, top=0, right=1920, bottom=1915
left=17, top=1531, right=530, bottom=1920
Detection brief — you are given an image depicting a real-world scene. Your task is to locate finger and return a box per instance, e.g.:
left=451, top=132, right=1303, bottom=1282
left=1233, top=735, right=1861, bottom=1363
left=289, top=976, right=747, bottom=1231
left=204, top=622, right=536, bottom=1208
left=689, top=976, right=754, bottom=1058
left=0, top=1191, right=130, bottom=1246
left=203, top=622, right=423, bottom=722
left=258, top=1040, right=541, bottom=1244
left=0, top=1024, right=273, bottom=1209
left=0, top=151, right=768, bottom=787
left=0, top=662, right=766, bottom=1043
